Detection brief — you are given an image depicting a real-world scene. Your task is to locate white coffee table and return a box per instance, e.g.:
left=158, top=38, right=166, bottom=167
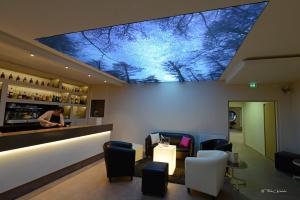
left=153, top=144, right=176, bottom=175
left=132, top=143, right=144, bottom=162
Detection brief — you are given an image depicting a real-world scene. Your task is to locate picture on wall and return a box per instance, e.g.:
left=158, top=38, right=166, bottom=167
left=90, top=100, right=105, bottom=117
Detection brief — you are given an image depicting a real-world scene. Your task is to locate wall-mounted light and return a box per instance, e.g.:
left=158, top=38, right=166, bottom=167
left=30, top=53, right=35, bottom=57
left=104, top=80, right=107, bottom=83
left=65, top=66, right=69, bottom=69
left=88, top=74, right=91, bottom=77
left=248, top=82, right=257, bottom=89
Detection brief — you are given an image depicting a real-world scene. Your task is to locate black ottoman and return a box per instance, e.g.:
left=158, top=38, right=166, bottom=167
left=142, top=161, right=168, bottom=196
left=275, top=151, right=300, bottom=174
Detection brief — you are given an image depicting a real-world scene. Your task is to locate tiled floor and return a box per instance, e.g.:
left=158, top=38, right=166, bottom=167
left=19, top=133, right=300, bottom=200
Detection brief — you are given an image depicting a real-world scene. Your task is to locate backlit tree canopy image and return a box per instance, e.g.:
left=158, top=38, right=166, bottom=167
left=37, top=2, right=267, bottom=83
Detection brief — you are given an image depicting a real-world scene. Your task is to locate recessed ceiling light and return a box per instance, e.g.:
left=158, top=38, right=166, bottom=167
left=88, top=74, right=91, bottom=77
left=65, top=66, right=69, bottom=69
left=30, top=53, right=35, bottom=57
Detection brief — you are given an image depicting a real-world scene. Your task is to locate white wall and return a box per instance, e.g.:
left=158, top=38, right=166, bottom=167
left=243, top=102, right=266, bottom=155
left=91, top=81, right=295, bottom=152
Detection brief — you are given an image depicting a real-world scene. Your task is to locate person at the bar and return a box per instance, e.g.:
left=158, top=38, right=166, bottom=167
left=38, top=106, right=65, bottom=128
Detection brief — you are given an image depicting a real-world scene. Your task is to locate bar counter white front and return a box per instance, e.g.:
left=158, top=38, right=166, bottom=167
left=0, top=124, right=112, bottom=195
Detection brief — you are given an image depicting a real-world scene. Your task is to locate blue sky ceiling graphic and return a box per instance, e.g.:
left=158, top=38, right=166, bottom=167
left=37, top=2, right=267, bottom=83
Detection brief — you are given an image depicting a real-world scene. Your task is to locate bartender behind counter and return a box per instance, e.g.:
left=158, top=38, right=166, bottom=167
left=38, top=106, right=65, bottom=128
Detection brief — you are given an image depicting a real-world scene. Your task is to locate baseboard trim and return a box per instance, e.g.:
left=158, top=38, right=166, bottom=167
left=0, top=153, right=104, bottom=200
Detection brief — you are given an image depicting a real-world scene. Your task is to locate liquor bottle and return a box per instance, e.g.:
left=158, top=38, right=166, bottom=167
left=46, top=95, right=51, bottom=102
left=8, top=87, right=13, bottom=98
left=17, top=92, right=22, bottom=99
left=29, top=78, right=33, bottom=84
left=0, top=72, right=5, bottom=79
left=41, top=81, right=45, bottom=86
left=16, top=76, right=20, bottom=82
left=35, top=93, right=39, bottom=101
left=22, top=91, right=26, bottom=99
left=47, top=82, right=50, bottom=87
left=35, top=80, right=39, bottom=85
left=30, top=93, right=35, bottom=100
left=75, top=96, right=79, bottom=104
left=23, top=77, right=27, bottom=83
left=8, top=74, right=13, bottom=80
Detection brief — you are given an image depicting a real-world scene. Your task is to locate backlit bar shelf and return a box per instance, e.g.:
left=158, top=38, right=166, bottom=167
left=0, top=67, right=90, bottom=126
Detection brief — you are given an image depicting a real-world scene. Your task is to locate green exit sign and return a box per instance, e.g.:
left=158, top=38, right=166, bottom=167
left=249, top=82, right=257, bottom=88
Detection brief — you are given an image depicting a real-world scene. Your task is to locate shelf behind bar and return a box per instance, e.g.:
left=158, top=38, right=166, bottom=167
left=4, top=79, right=88, bottom=95
left=6, top=98, right=87, bottom=107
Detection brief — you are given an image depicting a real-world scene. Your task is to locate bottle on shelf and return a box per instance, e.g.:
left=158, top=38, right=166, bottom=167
left=30, top=93, right=35, bottom=100
left=35, top=93, right=39, bottom=101
left=1, top=72, right=5, bottom=79
left=23, top=77, right=27, bottom=83
left=52, top=95, right=56, bottom=102
left=17, top=92, right=22, bottom=99
left=35, top=80, right=39, bottom=85
left=71, top=96, right=75, bottom=104
left=41, top=81, right=45, bottom=86
left=16, top=76, right=20, bottom=82
left=8, top=87, right=13, bottom=98
left=13, top=89, right=18, bottom=99
left=8, top=74, right=13, bottom=80
left=29, top=78, right=33, bottom=84
left=22, top=91, right=26, bottom=99
left=46, top=95, right=51, bottom=102
left=75, top=96, right=80, bottom=104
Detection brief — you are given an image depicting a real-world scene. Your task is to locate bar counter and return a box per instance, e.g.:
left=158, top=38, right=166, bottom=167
left=0, top=124, right=113, bottom=152
left=0, top=124, right=112, bottom=196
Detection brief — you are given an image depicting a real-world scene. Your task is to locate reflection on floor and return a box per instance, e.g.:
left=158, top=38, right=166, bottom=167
left=230, top=131, right=300, bottom=200
left=19, top=159, right=247, bottom=200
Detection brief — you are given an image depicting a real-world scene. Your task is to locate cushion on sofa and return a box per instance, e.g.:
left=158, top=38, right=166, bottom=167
left=150, top=133, right=160, bottom=144
left=179, top=136, right=191, bottom=148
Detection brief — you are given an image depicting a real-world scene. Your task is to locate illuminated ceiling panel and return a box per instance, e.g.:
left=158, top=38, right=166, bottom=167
left=37, top=2, right=267, bottom=83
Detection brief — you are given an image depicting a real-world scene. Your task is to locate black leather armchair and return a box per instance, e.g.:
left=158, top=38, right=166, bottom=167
left=275, top=151, right=300, bottom=174
left=200, top=139, right=232, bottom=152
left=103, top=141, right=136, bottom=182
left=145, top=132, right=195, bottom=159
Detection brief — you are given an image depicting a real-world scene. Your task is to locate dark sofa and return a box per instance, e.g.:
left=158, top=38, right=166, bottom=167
left=200, top=139, right=232, bottom=152
left=145, top=132, right=195, bottom=159
left=103, top=141, right=136, bottom=181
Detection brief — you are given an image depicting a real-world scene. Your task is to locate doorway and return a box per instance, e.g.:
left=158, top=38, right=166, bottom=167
left=228, top=101, right=277, bottom=160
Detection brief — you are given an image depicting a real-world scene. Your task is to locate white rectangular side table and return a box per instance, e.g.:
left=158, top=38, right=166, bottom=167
left=132, top=143, right=144, bottom=162
left=153, top=144, right=176, bottom=175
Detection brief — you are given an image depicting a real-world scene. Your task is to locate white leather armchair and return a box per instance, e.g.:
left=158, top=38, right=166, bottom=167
left=185, top=150, right=228, bottom=197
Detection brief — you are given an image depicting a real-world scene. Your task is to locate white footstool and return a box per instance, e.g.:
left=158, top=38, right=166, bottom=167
left=132, top=143, right=144, bottom=162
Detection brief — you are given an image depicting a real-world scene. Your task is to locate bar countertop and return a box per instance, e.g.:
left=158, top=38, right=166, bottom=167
left=0, top=125, right=96, bottom=137
left=0, top=124, right=113, bottom=152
